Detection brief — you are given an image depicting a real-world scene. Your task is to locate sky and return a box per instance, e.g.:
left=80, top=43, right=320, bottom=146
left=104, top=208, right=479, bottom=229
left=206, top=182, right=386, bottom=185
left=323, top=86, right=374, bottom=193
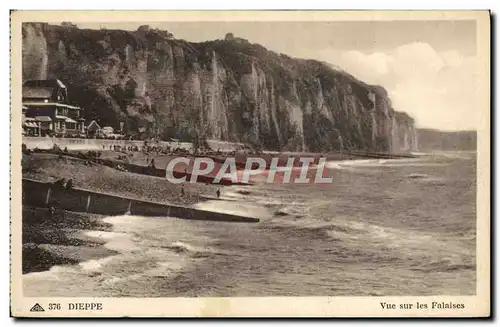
left=73, top=20, right=479, bottom=131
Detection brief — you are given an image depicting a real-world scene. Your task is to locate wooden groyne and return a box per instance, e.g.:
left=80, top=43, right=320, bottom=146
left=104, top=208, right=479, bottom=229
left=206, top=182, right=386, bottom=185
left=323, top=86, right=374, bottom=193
left=21, top=179, right=259, bottom=223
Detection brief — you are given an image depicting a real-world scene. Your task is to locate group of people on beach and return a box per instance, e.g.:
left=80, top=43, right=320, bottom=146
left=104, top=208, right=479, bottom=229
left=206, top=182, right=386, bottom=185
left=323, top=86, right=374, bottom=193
left=103, top=144, right=141, bottom=152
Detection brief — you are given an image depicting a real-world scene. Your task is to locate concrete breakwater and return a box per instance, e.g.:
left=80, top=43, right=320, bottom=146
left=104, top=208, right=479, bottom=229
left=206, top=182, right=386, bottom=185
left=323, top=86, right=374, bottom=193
left=22, top=179, right=259, bottom=223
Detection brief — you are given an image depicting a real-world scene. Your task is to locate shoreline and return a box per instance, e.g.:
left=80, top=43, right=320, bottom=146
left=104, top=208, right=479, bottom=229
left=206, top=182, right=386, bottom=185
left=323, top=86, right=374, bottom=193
left=21, top=151, right=219, bottom=274
left=21, top=151, right=259, bottom=274
left=21, top=148, right=413, bottom=275
left=22, top=206, right=118, bottom=274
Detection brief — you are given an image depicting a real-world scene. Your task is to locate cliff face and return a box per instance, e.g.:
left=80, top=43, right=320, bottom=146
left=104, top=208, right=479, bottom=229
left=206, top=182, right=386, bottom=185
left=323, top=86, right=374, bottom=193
left=22, top=23, right=418, bottom=153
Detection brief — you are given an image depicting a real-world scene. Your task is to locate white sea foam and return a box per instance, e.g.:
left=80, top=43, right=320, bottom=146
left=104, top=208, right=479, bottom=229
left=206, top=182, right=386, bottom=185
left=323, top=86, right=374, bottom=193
left=227, top=193, right=284, bottom=207
left=326, top=157, right=446, bottom=170
left=84, top=230, right=139, bottom=252
left=79, top=256, right=116, bottom=272
left=168, top=241, right=199, bottom=253
left=23, top=265, right=74, bottom=279
left=325, top=159, right=382, bottom=171
left=102, top=215, right=146, bottom=225
left=84, top=231, right=128, bottom=240
left=146, top=259, right=189, bottom=277
left=193, top=200, right=272, bottom=219
left=429, top=150, right=476, bottom=158
left=102, top=273, right=143, bottom=286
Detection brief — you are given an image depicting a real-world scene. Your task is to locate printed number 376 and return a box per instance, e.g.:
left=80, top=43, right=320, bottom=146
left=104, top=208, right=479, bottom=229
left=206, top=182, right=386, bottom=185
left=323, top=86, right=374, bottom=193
left=49, top=303, right=61, bottom=310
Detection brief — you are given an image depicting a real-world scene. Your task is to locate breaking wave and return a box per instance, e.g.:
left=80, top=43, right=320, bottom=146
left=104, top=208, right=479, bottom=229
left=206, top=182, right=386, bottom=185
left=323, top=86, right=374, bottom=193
left=163, top=241, right=228, bottom=258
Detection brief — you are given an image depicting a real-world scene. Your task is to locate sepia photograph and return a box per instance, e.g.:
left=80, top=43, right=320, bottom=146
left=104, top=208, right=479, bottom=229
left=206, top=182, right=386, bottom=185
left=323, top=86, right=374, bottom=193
left=10, top=10, right=490, bottom=317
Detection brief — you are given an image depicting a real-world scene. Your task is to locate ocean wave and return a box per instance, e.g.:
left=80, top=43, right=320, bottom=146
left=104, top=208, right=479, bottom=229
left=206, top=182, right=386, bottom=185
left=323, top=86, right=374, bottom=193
left=102, top=273, right=142, bottom=286
left=102, top=215, right=146, bottom=225
left=270, top=215, right=455, bottom=254
left=273, top=201, right=312, bottom=217
left=267, top=216, right=474, bottom=272
left=223, top=185, right=314, bottom=209
left=430, top=151, right=476, bottom=160
left=407, top=173, right=430, bottom=179
left=221, top=190, right=247, bottom=199
left=84, top=230, right=140, bottom=253
left=150, top=260, right=189, bottom=274
left=23, top=264, right=78, bottom=279
left=79, top=256, right=116, bottom=272
left=326, top=158, right=446, bottom=171
left=100, top=255, right=190, bottom=286
left=405, top=173, right=446, bottom=185
left=380, top=162, right=446, bottom=167
left=23, top=255, right=119, bottom=281
left=273, top=217, right=371, bottom=236
left=84, top=230, right=128, bottom=240
left=193, top=199, right=273, bottom=219
left=325, top=159, right=381, bottom=171
left=411, top=257, right=475, bottom=273
left=166, top=241, right=201, bottom=254
left=164, top=241, right=228, bottom=258
left=269, top=217, right=336, bottom=231
left=411, top=152, right=433, bottom=156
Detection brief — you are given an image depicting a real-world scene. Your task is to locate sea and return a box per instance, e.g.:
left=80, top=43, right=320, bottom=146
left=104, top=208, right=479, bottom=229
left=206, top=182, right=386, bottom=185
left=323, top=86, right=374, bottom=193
left=23, top=151, right=477, bottom=297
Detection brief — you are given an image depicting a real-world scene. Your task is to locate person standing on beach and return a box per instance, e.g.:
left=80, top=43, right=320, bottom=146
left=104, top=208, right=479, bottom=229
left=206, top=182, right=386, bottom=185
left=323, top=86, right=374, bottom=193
left=54, top=178, right=65, bottom=189
left=49, top=205, right=55, bottom=219
left=65, top=179, right=73, bottom=190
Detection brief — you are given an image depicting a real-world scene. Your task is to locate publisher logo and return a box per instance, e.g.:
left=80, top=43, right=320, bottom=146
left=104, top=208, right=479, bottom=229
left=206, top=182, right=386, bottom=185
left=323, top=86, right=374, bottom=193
left=29, top=303, right=45, bottom=312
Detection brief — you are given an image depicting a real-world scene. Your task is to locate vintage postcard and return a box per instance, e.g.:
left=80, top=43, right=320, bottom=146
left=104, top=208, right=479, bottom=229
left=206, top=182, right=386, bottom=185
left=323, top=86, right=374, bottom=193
left=10, top=10, right=490, bottom=317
